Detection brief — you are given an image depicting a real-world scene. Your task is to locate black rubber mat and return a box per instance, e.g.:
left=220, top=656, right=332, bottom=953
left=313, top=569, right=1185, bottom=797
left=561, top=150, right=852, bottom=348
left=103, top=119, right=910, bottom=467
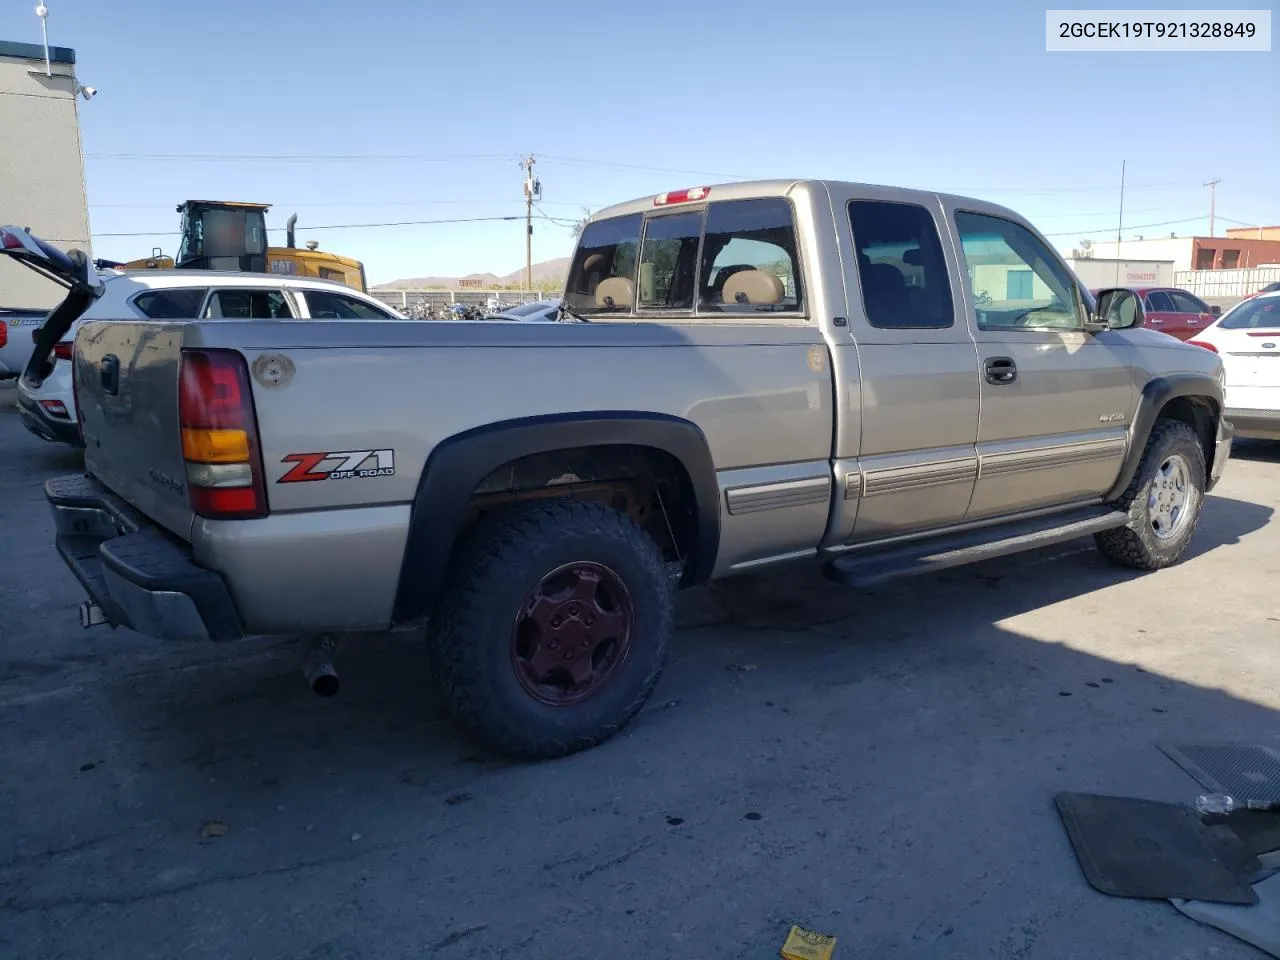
left=1055, top=792, right=1259, bottom=904
left=1224, top=810, right=1280, bottom=859
left=1159, top=742, right=1280, bottom=805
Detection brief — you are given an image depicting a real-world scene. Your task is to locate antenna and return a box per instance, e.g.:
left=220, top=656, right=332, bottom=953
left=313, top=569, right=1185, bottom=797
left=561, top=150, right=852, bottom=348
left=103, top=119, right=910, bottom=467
left=34, top=3, right=51, bottom=77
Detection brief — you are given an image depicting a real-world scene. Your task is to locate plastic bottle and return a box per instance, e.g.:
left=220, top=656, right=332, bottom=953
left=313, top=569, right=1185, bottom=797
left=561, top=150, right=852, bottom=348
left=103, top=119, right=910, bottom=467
left=1195, top=793, right=1236, bottom=816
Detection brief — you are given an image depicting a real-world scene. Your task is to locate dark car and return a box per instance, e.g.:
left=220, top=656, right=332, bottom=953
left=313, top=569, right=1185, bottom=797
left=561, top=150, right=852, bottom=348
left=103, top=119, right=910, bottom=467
left=1090, top=286, right=1219, bottom=341
left=485, top=299, right=561, bottom=323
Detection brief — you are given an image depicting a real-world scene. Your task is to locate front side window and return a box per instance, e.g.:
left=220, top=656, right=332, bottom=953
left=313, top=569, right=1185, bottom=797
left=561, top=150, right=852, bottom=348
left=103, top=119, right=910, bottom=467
left=638, top=212, right=701, bottom=310
left=698, top=199, right=802, bottom=313
left=304, top=290, right=396, bottom=319
left=133, top=287, right=208, bottom=319
left=1145, top=290, right=1176, bottom=312
left=206, top=289, right=294, bottom=319
left=1169, top=291, right=1208, bottom=314
left=563, top=214, right=641, bottom=316
left=954, top=211, right=1083, bottom=331
left=848, top=201, right=954, bottom=329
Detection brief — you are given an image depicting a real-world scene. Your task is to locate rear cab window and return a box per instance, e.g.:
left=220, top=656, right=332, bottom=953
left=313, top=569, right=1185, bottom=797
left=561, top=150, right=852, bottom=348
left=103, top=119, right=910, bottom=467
left=562, top=197, right=804, bottom=319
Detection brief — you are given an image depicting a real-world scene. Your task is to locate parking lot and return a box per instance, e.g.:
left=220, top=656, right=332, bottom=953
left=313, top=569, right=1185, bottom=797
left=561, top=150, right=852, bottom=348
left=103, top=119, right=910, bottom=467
left=1, top=382, right=1278, bottom=960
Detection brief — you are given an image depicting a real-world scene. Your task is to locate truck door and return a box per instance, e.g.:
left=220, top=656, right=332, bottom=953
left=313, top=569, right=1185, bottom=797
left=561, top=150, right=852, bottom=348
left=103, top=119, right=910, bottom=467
left=944, top=206, right=1133, bottom=519
left=830, top=188, right=981, bottom=540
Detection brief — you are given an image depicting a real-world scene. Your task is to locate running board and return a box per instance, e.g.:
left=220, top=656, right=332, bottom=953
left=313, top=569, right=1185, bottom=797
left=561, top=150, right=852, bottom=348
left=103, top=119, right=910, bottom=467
left=824, top=506, right=1129, bottom=588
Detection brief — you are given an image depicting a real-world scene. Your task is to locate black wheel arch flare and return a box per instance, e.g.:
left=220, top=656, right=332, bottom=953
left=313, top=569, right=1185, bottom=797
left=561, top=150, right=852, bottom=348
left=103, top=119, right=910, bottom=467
left=1105, top=373, right=1224, bottom=502
left=391, top=411, right=721, bottom=626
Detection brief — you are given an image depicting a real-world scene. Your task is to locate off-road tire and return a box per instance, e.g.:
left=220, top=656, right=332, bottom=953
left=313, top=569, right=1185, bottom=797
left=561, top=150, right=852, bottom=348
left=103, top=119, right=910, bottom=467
left=1095, top=419, right=1206, bottom=570
left=426, top=498, right=673, bottom=760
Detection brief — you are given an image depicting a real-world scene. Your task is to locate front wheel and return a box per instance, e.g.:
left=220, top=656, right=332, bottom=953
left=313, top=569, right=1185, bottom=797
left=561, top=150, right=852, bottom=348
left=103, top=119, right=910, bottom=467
left=427, top=498, right=673, bottom=759
left=1095, top=420, right=1206, bottom=570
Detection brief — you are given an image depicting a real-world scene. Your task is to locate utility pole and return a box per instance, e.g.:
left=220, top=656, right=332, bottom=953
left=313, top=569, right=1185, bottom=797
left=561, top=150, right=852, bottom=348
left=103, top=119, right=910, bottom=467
left=1203, top=178, right=1221, bottom=237
left=520, top=155, right=540, bottom=293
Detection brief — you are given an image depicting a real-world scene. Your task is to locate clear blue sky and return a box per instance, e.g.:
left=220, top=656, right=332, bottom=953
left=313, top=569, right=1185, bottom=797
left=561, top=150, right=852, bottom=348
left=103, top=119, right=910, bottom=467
left=3, top=0, right=1277, bottom=284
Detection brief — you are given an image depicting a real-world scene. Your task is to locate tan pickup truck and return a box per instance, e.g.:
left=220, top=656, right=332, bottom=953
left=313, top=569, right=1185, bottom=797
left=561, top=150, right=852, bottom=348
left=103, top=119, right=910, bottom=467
left=5, top=180, right=1233, bottom=758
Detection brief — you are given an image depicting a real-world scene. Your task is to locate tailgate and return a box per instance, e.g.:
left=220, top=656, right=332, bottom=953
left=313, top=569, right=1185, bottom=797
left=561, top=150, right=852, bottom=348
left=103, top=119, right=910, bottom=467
left=75, top=320, right=196, bottom=539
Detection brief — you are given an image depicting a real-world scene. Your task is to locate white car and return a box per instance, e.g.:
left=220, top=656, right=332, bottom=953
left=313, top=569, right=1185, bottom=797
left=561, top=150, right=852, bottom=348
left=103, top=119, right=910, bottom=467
left=1188, top=291, right=1280, bottom=441
left=15, top=268, right=406, bottom=446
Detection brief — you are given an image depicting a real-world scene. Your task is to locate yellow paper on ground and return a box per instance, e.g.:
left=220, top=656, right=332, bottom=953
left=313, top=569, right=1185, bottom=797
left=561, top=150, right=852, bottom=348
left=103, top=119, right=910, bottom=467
left=780, top=925, right=836, bottom=960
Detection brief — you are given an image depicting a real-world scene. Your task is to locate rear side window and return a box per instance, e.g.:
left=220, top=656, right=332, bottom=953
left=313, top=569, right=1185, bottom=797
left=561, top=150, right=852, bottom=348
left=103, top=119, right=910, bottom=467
left=132, top=288, right=208, bottom=319
left=1219, top=298, right=1280, bottom=330
left=698, top=199, right=802, bottom=313
left=1145, top=291, right=1176, bottom=312
left=848, top=201, right=954, bottom=329
left=638, top=212, right=702, bottom=311
left=563, top=214, right=641, bottom=316
left=304, top=291, right=395, bottom=319
left=206, top=290, right=294, bottom=319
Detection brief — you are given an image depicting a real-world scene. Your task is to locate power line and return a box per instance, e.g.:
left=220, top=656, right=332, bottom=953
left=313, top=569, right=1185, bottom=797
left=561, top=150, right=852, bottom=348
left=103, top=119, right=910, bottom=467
left=80, top=149, right=1209, bottom=196
left=1041, top=216, right=1205, bottom=238
left=92, top=213, right=566, bottom=238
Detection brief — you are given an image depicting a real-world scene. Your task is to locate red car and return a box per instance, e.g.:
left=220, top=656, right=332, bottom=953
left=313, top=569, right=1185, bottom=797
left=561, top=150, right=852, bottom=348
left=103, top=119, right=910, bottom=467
left=1239, top=280, right=1280, bottom=303
left=1090, top=286, right=1220, bottom=341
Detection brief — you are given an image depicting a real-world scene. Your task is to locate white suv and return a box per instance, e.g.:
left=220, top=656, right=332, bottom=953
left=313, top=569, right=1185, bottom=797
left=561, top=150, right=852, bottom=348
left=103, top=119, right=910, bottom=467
left=17, top=269, right=405, bottom=446
left=1187, top=291, right=1280, bottom=441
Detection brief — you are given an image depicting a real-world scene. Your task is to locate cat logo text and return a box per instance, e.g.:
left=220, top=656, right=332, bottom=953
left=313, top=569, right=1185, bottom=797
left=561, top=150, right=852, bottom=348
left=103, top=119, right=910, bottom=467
left=278, top=449, right=395, bottom=483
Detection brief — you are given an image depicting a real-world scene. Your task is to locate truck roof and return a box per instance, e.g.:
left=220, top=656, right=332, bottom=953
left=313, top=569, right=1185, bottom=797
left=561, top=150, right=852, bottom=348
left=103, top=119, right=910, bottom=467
left=587, top=178, right=1028, bottom=224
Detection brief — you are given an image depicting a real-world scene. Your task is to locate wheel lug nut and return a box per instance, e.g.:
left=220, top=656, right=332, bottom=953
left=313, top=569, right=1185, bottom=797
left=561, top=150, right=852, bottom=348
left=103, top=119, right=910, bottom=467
left=551, top=616, right=561, bottom=628
left=585, top=616, right=595, bottom=626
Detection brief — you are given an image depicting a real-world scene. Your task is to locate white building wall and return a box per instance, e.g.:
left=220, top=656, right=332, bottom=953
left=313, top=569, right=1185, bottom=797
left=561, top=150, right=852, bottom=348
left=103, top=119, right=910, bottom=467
left=1087, top=238, right=1194, bottom=272
left=0, top=41, right=91, bottom=308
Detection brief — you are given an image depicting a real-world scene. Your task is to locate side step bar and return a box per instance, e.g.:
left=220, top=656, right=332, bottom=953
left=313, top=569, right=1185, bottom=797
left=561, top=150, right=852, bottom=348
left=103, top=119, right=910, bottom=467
left=824, top=505, right=1129, bottom=588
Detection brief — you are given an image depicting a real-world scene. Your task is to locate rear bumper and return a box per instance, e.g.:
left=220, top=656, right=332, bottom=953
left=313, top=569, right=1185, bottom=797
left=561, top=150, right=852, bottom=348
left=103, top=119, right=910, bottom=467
left=1226, top=407, right=1280, bottom=442
left=1208, top=416, right=1234, bottom=492
left=45, top=474, right=243, bottom=642
left=17, top=391, right=83, bottom=446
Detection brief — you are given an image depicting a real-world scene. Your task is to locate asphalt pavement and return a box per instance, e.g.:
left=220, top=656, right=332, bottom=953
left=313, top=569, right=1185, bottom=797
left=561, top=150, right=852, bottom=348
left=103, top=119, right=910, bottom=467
left=2, top=380, right=1278, bottom=960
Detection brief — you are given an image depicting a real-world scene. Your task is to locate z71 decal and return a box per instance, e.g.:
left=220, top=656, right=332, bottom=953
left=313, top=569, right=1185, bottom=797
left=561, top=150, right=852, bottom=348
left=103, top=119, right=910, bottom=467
left=278, top=449, right=395, bottom=483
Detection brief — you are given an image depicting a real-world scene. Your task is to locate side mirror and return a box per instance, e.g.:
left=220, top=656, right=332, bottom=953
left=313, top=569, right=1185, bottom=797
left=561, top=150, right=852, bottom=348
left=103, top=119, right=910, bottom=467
left=1210, top=305, right=1222, bottom=317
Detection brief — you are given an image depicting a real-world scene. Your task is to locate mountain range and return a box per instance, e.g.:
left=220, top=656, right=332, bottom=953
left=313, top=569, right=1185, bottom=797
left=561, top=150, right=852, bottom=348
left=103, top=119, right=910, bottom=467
left=373, top=257, right=571, bottom=291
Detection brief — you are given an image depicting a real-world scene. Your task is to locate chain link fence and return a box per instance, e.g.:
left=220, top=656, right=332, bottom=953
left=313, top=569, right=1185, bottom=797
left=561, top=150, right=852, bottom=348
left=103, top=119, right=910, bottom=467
left=368, top=288, right=561, bottom=316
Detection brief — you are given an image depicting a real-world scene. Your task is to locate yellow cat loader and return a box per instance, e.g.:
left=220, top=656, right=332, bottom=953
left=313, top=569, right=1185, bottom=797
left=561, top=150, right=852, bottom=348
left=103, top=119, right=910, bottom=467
left=97, top=201, right=368, bottom=293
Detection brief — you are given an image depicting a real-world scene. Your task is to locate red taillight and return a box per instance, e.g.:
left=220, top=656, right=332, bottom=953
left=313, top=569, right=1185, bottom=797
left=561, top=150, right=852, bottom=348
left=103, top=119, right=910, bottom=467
left=39, top=399, right=69, bottom=419
left=1186, top=340, right=1218, bottom=353
left=1, top=229, right=23, bottom=250
left=654, top=186, right=710, bottom=206
left=178, top=349, right=267, bottom=520
left=0, top=322, right=6, bottom=349
left=52, top=341, right=73, bottom=362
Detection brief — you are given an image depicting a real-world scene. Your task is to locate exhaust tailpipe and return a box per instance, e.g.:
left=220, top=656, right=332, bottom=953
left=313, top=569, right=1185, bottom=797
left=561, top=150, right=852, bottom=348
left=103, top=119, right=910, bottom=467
left=304, top=639, right=339, bottom=697
left=286, top=213, right=297, bottom=250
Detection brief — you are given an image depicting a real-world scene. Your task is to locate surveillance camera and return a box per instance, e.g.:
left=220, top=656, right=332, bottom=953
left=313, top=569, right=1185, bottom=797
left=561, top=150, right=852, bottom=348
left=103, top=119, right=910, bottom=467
left=78, top=85, right=97, bottom=100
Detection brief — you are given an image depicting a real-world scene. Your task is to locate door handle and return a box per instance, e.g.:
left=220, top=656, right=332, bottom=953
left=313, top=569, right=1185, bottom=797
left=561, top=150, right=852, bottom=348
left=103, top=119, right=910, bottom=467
left=100, top=354, right=119, bottom=396
left=984, top=356, right=1017, bottom=384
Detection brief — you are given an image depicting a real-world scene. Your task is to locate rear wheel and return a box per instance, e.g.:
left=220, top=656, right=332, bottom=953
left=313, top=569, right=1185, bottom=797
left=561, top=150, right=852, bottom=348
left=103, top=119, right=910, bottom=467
left=427, top=498, right=673, bottom=759
left=1095, top=420, right=1206, bottom=570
